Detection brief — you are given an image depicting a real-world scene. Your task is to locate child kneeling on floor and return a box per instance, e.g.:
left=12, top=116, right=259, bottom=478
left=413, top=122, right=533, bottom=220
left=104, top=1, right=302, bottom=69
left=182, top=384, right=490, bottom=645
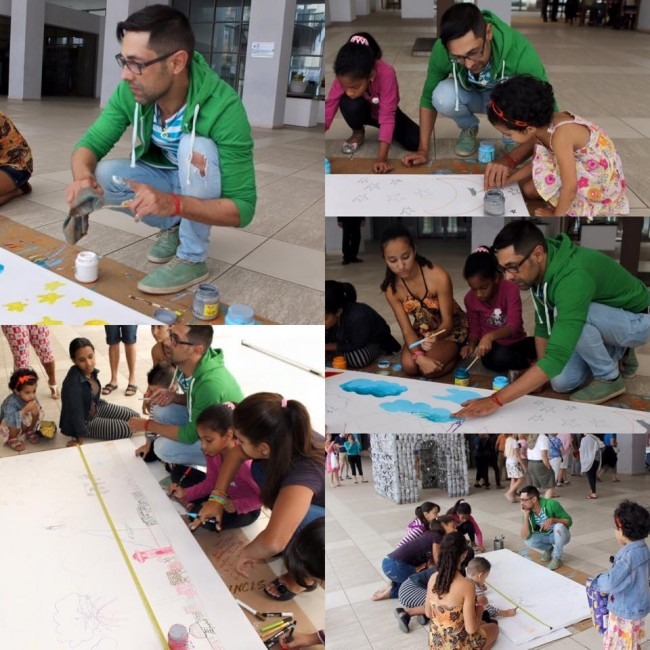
left=466, top=557, right=517, bottom=622
left=0, top=368, right=44, bottom=452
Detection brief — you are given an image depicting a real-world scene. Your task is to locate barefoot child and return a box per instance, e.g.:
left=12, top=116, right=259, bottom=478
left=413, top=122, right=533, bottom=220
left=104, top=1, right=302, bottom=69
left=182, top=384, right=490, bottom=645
left=325, top=32, right=419, bottom=173
left=486, top=75, right=628, bottom=217
left=0, top=368, right=44, bottom=452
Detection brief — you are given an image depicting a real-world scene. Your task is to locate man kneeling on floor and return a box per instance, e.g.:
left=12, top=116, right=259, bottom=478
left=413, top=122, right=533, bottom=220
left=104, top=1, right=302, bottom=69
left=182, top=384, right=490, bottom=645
left=520, top=485, right=572, bottom=571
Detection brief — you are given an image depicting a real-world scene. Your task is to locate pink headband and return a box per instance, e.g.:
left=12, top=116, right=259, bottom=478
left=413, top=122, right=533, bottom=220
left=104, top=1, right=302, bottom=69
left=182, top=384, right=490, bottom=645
left=474, top=246, right=491, bottom=254
left=349, top=35, right=369, bottom=46
left=281, top=398, right=288, bottom=408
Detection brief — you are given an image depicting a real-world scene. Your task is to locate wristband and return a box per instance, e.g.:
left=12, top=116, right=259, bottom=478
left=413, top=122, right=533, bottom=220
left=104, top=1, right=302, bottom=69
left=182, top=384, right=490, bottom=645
left=208, top=493, right=228, bottom=505
left=170, top=192, right=181, bottom=216
left=412, top=349, right=424, bottom=362
left=502, top=153, right=517, bottom=169
left=491, top=393, right=504, bottom=408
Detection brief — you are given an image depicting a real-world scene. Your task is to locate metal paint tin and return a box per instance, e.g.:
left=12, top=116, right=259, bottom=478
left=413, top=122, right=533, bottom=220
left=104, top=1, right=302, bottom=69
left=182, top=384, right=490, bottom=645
left=484, top=189, right=506, bottom=216
left=192, top=283, right=220, bottom=321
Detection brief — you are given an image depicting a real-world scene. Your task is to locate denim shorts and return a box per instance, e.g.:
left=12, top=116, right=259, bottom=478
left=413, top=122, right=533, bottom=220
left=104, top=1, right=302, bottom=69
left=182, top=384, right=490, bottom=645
left=0, top=164, right=30, bottom=188
left=105, top=325, right=138, bottom=345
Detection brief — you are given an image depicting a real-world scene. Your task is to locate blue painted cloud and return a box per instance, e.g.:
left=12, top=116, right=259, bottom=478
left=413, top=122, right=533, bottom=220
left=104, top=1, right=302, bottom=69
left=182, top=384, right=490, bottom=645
left=432, top=387, right=482, bottom=405
left=380, top=399, right=459, bottom=423
left=340, top=379, right=408, bottom=398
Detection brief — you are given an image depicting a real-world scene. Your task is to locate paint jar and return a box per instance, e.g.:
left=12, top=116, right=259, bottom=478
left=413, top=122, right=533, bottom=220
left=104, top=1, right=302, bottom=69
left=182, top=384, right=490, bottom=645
left=478, top=141, right=496, bottom=164
left=74, top=251, right=99, bottom=283
left=324, top=157, right=331, bottom=174
left=393, top=363, right=403, bottom=372
left=492, top=376, right=509, bottom=391
left=225, top=303, right=254, bottom=325
left=192, top=283, right=220, bottom=321
left=377, top=360, right=391, bottom=375
left=493, top=535, right=505, bottom=550
left=153, top=307, right=177, bottom=325
left=484, top=189, right=505, bottom=216
left=454, top=368, right=470, bottom=386
left=586, top=578, right=609, bottom=634
left=332, top=356, right=347, bottom=370
left=167, top=623, right=189, bottom=650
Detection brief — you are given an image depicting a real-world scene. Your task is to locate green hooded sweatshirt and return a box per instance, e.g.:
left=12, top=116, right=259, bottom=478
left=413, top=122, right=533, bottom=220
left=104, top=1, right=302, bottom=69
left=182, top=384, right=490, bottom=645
left=175, top=347, right=244, bottom=445
left=420, top=10, right=550, bottom=110
left=533, top=234, right=649, bottom=379
left=74, top=52, right=256, bottom=227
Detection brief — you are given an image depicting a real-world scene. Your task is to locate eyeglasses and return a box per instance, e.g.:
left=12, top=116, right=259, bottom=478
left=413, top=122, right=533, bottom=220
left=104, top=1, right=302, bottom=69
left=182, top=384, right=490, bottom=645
left=520, top=496, right=533, bottom=502
left=449, top=35, right=487, bottom=64
left=169, top=332, right=195, bottom=347
left=115, top=51, right=175, bottom=75
left=497, top=247, right=536, bottom=276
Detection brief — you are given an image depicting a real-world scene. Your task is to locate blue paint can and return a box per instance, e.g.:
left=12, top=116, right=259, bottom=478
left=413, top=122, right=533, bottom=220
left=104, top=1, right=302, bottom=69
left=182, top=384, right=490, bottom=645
left=225, top=303, right=254, bottom=325
left=478, top=141, right=496, bottom=164
left=492, top=375, right=509, bottom=391
left=455, top=368, right=470, bottom=386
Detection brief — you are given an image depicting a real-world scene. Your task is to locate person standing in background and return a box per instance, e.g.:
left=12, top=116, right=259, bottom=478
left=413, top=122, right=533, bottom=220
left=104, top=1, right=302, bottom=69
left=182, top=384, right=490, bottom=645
left=338, top=217, right=365, bottom=265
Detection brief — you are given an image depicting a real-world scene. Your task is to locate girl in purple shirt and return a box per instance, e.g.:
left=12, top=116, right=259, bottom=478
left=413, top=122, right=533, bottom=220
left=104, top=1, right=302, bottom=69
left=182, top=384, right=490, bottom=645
left=167, top=403, right=262, bottom=530
left=325, top=32, right=419, bottom=173
left=461, top=246, right=536, bottom=373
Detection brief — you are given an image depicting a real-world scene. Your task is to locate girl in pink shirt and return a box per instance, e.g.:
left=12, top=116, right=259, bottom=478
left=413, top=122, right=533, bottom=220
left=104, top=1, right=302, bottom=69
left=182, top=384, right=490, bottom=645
left=325, top=32, right=419, bottom=173
left=168, top=403, right=261, bottom=530
left=461, top=246, right=536, bottom=374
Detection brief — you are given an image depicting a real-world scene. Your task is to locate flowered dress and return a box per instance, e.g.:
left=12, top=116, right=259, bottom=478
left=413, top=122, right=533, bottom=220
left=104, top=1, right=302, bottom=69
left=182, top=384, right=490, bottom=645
left=531, top=114, right=629, bottom=217
left=429, top=602, right=487, bottom=649
left=603, top=612, right=646, bottom=650
left=401, top=266, right=468, bottom=344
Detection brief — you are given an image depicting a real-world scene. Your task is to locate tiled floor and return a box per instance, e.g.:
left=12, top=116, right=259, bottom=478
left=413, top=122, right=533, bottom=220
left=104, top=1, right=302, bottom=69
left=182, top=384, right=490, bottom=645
left=325, top=11, right=650, bottom=213
left=326, top=449, right=650, bottom=650
left=0, top=97, right=324, bottom=324
left=326, top=231, right=650, bottom=398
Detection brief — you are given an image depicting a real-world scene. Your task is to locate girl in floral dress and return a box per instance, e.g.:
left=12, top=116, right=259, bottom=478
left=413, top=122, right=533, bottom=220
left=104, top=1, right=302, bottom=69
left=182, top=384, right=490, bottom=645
left=486, top=75, right=628, bottom=217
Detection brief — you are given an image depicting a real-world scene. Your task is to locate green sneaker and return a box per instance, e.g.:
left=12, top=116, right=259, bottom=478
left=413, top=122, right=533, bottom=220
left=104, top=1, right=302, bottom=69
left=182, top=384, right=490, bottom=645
left=569, top=376, right=626, bottom=404
left=138, top=256, right=209, bottom=295
left=620, top=348, right=639, bottom=379
left=454, top=126, right=479, bottom=157
left=147, top=226, right=180, bottom=263
left=547, top=558, right=563, bottom=571
left=540, top=549, right=552, bottom=563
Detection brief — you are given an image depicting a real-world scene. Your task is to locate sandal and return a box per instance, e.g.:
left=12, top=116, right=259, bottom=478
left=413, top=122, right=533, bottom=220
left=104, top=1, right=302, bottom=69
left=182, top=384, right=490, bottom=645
left=125, top=384, right=138, bottom=397
left=341, top=138, right=365, bottom=155
left=26, top=432, right=42, bottom=444
left=101, top=383, right=118, bottom=395
left=6, top=436, right=24, bottom=452
left=49, top=383, right=60, bottom=399
left=263, top=577, right=317, bottom=601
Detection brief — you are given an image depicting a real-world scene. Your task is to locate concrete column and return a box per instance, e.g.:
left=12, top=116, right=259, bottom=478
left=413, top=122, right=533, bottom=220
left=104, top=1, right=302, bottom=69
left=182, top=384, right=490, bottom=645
left=477, top=0, right=512, bottom=25
left=617, top=434, right=647, bottom=475
left=8, top=0, right=45, bottom=99
left=471, top=217, right=505, bottom=251
left=100, top=0, right=159, bottom=107
left=242, top=0, right=296, bottom=128
left=328, top=0, right=357, bottom=22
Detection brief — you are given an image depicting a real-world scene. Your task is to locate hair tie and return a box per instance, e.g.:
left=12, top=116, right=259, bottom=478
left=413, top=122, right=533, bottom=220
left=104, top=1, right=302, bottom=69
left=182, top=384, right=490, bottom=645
left=474, top=246, right=491, bottom=254
left=223, top=401, right=236, bottom=411
left=488, top=100, right=529, bottom=129
left=281, top=398, right=288, bottom=408
left=349, top=35, right=369, bottom=46
left=16, top=374, right=36, bottom=386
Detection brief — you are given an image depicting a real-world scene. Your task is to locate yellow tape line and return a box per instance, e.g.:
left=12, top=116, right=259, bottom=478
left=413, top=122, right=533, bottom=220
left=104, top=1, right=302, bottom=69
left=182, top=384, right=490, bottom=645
left=485, top=580, right=553, bottom=630
left=77, top=445, right=169, bottom=648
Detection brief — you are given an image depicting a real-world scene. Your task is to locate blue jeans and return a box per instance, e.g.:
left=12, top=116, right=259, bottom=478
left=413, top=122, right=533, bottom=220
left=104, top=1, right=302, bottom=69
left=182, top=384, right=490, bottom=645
left=431, top=78, right=492, bottom=130
left=381, top=556, right=417, bottom=599
left=524, top=523, right=571, bottom=559
left=551, top=302, right=650, bottom=392
left=151, top=402, right=206, bottom=466
left=95, top=135, right=222, bottom=263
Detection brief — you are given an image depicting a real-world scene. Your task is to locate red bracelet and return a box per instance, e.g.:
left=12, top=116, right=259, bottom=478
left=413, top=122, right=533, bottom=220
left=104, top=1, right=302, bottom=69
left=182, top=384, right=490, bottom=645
left=502, top=153, right=518, bottom=169
left=170, top=193, right=181, bottom=216
left=412, top=349, right=424, bottom=362
left=491, top=394, right=504, bottom=408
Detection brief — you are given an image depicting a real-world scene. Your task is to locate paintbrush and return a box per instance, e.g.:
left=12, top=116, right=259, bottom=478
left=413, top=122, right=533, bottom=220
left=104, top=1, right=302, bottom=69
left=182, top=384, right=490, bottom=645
left=408, top=328, right=447, bottom=350
left=128, top=295, right=183, bottom=317
left=465, top=353, right=480, bottom=372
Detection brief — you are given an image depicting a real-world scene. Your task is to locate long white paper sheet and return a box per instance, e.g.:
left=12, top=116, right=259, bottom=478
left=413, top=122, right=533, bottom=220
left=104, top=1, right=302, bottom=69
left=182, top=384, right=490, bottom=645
left=326, top=370, right=649, bottom=433
left=325, top=174, right=529, bottom=216
left=0, top=440, right=265, bottom=649
left=0, top=248, right=160, bottom=324
left=482, top=549, right=591, bottom=645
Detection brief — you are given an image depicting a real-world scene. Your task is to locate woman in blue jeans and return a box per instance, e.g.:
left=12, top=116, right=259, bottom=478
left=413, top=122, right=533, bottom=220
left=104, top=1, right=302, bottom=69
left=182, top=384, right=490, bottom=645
left=192, top=392, right=324, bottom=600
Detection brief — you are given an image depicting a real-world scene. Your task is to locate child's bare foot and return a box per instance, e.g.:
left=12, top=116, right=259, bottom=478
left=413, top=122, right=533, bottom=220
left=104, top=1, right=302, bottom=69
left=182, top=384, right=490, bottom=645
left=372, top=583, right=392, bottom=601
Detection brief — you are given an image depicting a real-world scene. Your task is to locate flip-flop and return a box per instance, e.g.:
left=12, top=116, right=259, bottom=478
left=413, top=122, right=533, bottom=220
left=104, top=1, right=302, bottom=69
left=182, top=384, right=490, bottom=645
left=125, top=384, right=138, bottom=397
left=101, top=383, right=118, bottom=395
left=263, top=577, right=317, bottom=601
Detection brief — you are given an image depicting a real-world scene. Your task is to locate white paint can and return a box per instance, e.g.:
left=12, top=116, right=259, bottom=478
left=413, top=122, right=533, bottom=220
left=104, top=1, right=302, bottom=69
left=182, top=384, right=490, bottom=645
left=75, top=251, right=99, bottom=283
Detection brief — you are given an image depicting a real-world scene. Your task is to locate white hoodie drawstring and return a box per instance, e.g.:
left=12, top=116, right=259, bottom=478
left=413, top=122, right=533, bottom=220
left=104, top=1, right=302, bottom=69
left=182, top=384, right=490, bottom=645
left=186, top=104, right=200, bottom=185
left=130, top=103, right=140, bottom=168
left=501, top=60, right=506, bottom=81
left=452, top=63, right=460, bottom=112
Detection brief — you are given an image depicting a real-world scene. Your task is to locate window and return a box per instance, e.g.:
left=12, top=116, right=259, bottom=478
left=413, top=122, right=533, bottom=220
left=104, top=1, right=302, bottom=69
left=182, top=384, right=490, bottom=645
left=288, top=2, right=325, bottom=97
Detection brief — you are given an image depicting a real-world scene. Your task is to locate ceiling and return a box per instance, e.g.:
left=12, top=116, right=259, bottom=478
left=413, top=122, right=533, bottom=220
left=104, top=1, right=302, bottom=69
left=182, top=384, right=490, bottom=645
left=48, top=0, right=107, bottom=11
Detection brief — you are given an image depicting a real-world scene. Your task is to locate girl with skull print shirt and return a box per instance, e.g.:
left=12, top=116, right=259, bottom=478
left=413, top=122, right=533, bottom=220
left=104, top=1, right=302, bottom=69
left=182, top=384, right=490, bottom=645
left=460, top=247, right=536, bottom=374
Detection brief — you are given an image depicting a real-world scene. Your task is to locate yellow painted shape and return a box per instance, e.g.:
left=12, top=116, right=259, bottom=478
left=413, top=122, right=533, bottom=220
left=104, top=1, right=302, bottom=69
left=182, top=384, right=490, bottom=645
left=3, top=301, right=28, bottom=312
left=44, top=281, right=66, bottom=291
left=72, top=298, right=94, bottom=308
left=36, top=317, right=64, bottom=325
left=83, top=319, right=109, bottom=325
left=37, top=292, right=65, bottom=304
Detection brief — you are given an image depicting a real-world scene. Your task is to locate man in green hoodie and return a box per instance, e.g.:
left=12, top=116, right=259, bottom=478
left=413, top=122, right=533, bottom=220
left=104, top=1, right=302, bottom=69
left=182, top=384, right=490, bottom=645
left=455, top=220, right=649, bottom=418
left=130, top=324, right=244, bottom=466
left=65, top=5, right=256, bottom=295
left=402, top=4, right=549, bottom=168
